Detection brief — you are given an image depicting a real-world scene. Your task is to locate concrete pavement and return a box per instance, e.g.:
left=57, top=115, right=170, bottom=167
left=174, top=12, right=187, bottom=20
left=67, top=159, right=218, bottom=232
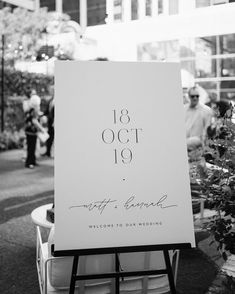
left=0, top=149, right=54, bottom=294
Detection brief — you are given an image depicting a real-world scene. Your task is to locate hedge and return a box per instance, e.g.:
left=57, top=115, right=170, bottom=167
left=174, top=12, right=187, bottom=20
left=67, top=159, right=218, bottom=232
left=0, top=68, right=53, bottom=150
left=1, top=68, right=54, bottom=97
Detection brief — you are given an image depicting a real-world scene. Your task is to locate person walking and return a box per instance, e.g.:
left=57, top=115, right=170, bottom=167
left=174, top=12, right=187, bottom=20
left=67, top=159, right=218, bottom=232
left=185, top=86, right=213, bottom=144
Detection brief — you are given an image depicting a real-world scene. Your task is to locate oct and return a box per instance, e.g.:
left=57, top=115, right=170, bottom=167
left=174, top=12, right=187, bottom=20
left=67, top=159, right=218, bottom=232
left=102, top=128, right=143, bottom=144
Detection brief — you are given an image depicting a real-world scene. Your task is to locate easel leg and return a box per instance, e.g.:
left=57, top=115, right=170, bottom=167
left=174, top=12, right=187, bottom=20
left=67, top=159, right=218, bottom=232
left=69, top=256, right=79, bottom=294
left=163, top=249, right=177, bottom=294
left=115, top=253, right=120, bottom=294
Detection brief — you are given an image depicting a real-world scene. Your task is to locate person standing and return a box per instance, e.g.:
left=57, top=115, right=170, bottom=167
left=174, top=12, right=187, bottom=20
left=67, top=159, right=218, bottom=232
left=185, top=86, right=213, bottom=144
left=205, top=92, right=217, bottom=110
left=25, top=108, right=44, bottom=168
left=43, top=85, right=54, bottom=157
left=29, top=88, right=41, bottom=115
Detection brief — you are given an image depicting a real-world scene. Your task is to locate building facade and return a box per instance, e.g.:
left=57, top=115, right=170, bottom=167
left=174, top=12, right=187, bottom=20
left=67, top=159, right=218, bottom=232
left=1, top=0, right=235, bottom=100
left=85, top=0, right=235, bottom=101
left=39, top=0, right=106, bottom=26
left=0, top=0, right=106, bottom=26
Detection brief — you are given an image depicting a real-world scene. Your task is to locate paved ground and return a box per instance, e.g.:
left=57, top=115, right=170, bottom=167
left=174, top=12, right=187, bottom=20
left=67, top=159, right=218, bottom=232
left=0, top=149, right=225, bottom=294
left=0, top=149, right=54, bottom=294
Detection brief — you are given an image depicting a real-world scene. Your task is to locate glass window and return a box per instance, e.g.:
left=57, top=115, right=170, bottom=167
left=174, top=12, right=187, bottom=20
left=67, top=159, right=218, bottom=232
left=163, top=40, right=180, bottom=60
left=220, top=80, right=235, bottom=100
left=158, top=0, right=163, bottom=14
left=197, top=81, right=217, bottom=90
left=67, top=11, right=80, bottom=23
left=87, top=0, right=106, bottom=26
left=137, top=40, right=179, bottom=61
left=220, top=91, right=235, bottom=101
left=195, top=58, right=217, bottom=78
left=63, top=0, right=79, bottom=22
left=195, top=36, right=217, bottom=56
left=195, top=0, right=211, bottom=8
left=180, top=47, right=195, bottom=58
left=131, top=0, right=138, bottom=20
left=41, top=0, right=55, bottom=11
left=213, top=0, right=229, bottom=5
left=220, top=58, right=235, bottom=77
left=146, top=0, right=152, bottom=16
left=220, top=80, right=235, bottom=89
left=180, top=38, right=196, bottom=58
left=196, top=82, right=218, bottom=102
left=196, top=0, right=229, bottom=7
left=181, top=60, right=196, bottom=77
left=114, top=0, right=123, bottom=21
left=169, top=0, right=178, bottom=15
left=219, top=34, right=235, bottom=54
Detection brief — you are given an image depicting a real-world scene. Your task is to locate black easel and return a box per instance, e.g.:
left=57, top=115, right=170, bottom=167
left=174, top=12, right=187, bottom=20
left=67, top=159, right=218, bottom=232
left=52, top=242, right=191, bottom=294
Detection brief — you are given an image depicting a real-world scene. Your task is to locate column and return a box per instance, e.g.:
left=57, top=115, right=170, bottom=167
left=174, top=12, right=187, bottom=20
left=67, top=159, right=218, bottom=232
left=178, top=0, right=195, bottom=14
left=80, top=0, right=87, bottom=33
left=56, top=0, right=63, bottom=13
left=123, top=0, right=131, bottom=22
left=106, top=0, right=114, bottom=24
left=151, top=0, right=159, bottom=17
left=138, top=0, right=146, bottom=19
left=34, top=0, right=40, bottom=11
left=163, top=0, right=169, bottom=15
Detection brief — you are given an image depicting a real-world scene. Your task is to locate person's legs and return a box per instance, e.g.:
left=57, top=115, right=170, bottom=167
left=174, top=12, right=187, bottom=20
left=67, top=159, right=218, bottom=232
left=46, top=126, right=54, bottom=157
left=25, top=134, right=37, bottom=167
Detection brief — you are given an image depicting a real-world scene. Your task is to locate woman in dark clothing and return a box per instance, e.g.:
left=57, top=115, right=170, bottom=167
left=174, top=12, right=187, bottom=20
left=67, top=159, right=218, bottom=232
left=42, top=84, right=54, bottom=158
left=44, top=98, right=54, bottom=157
left=25, top=108, right=44, bottom=168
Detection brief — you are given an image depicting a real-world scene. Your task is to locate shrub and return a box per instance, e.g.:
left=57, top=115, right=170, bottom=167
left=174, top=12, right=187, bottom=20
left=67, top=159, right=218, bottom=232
left=0, top=129, right=25, bottom=151
left=0, top=69, right=54, bottom=135
left=2, top=68, right=54, bottom=98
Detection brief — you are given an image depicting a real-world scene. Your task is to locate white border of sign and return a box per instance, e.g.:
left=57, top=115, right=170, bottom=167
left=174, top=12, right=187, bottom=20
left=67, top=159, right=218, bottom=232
left=55, top=61, right=195, bottom=251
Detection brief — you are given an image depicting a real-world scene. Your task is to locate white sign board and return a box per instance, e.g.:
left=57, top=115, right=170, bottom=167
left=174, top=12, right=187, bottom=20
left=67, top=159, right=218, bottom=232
left=55, top=61, right=195, bottom=251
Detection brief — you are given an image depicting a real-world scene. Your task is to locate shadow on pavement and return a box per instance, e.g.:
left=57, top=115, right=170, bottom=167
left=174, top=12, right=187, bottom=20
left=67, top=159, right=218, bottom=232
left=0, top=159, right=54, bottom=176
left=0, top=190, right=54, bottom=225
left=0, top=157, right=26, bottom=174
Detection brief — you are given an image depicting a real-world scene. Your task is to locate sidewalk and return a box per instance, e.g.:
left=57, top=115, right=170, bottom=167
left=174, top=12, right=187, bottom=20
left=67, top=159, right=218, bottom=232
left=0, top=149, right=225, bottom=294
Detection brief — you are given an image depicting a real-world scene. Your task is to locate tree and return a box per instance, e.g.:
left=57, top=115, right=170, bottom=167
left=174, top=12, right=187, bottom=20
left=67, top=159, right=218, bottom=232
left=0, top=7, right=70, bottom=61
left=0, top=7, right=47, bottom=60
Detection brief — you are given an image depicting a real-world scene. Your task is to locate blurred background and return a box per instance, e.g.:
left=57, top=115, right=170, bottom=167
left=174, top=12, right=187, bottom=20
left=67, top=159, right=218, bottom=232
left=1, top=0, right=235, bottom=147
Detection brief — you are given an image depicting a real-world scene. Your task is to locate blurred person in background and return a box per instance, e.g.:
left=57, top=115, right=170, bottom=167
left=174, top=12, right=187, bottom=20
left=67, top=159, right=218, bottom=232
left=182, top=88, right=190, bottom=105
left=29, top=88, right=42, bottom=116
left=185, top=86, right=213, bottom=144
left=22, top=87, right=42, bottom=161
left=205, top=92, right=217, bottom=110
left=42, top=85, right=54, bottom=158
left=25, top=108, right=45, bottom=168
left=23, top=88, right=42, bottom=115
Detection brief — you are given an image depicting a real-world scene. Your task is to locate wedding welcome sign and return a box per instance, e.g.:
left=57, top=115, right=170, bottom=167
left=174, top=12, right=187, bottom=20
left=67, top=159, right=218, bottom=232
left=54, top=61, right=195, bottom=251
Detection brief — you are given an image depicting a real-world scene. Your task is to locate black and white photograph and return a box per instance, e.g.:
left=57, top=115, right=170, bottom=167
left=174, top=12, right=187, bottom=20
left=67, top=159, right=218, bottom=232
left=0, top=1, right=235, bottom=294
